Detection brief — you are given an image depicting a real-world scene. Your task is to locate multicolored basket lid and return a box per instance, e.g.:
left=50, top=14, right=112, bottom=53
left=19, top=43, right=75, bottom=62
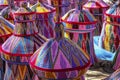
left=0, top=2, right=47, bottom=63
left=30, top=22, right=90, bottom=79
left=98, top=1, right=120, bottom=53
left=83, top=0, right=109, bottom=35
left=105, top=1, right=120, bottom=24
left=83, top=0, right=109, bottom=9
left=30, top=1, right=55, bottom=38
left=61, top=8, right=97, bottom=31
left=31, top=1, right=56, bottom=13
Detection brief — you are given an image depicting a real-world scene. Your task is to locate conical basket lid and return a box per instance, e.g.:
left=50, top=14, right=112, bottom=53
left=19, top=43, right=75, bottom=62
left=13, top=2, right=38, bottom=36
left=105, top=1, right=120, bottom=17
left=31, top=2, right=55, bottom=13
left=30, top=23, right=90, bottom=79
left=1, top=2, right=47, bottom=63
left=61, top=9, right=97, bottom=31
left=84, top=0, right=109, bottom=9
left=105, top=1, right=120, bottom=25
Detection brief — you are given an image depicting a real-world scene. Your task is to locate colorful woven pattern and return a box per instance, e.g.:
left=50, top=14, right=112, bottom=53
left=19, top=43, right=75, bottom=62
left=1, top=0, right=18, bottom=23
left=0, top=18, right=14, bottom=45
left=103, top=0, right=117, bottom=6
left=31, top=2, right=55, bottom=38
left=83, top=0, right=109, bottom=35
left=99, top=2, right=120, bottom=53
left=1, top=3, right=47, bottom=80
left=61, top=9, right=98, bottom=64
left=30, top=23, right=90, bottom=79
left=0, top=21, right=13, bottom=80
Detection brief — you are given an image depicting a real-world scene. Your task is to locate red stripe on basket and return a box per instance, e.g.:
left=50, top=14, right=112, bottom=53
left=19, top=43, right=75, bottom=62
left=30, top=60, right=90, bottom=72
left=61, top=19, right=97, bottom=25
left=0, top=47, right=33, bottom=57
left=0, top=34, right=12, bottom=37
left=13, top=32, right=38, bottom=37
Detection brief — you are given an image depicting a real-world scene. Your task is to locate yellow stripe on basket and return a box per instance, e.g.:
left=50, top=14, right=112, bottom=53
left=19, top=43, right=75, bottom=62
left=104, top=23, right=111, bottom=51
left=64, top=32, right=70, bottom=39
left=0, top=29, right=5, bottom=35
left=66, top=23, right=72, bottom=29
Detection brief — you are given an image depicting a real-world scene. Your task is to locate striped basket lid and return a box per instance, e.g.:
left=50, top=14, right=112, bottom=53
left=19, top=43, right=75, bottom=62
left=83, top=0, right=109, bottom=9
left=30, top=22, right=90, bottom=79
left=105, top=1, right=120, bottom=24
left=12, top=1, right=38, bottom=36
left=105, top=1, right=120, bottom=17
left=30, top=1, right=55, bottom=14
left=0, top=2, right=47, bottom=62
left=61, top=8, right=97, bottom=31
